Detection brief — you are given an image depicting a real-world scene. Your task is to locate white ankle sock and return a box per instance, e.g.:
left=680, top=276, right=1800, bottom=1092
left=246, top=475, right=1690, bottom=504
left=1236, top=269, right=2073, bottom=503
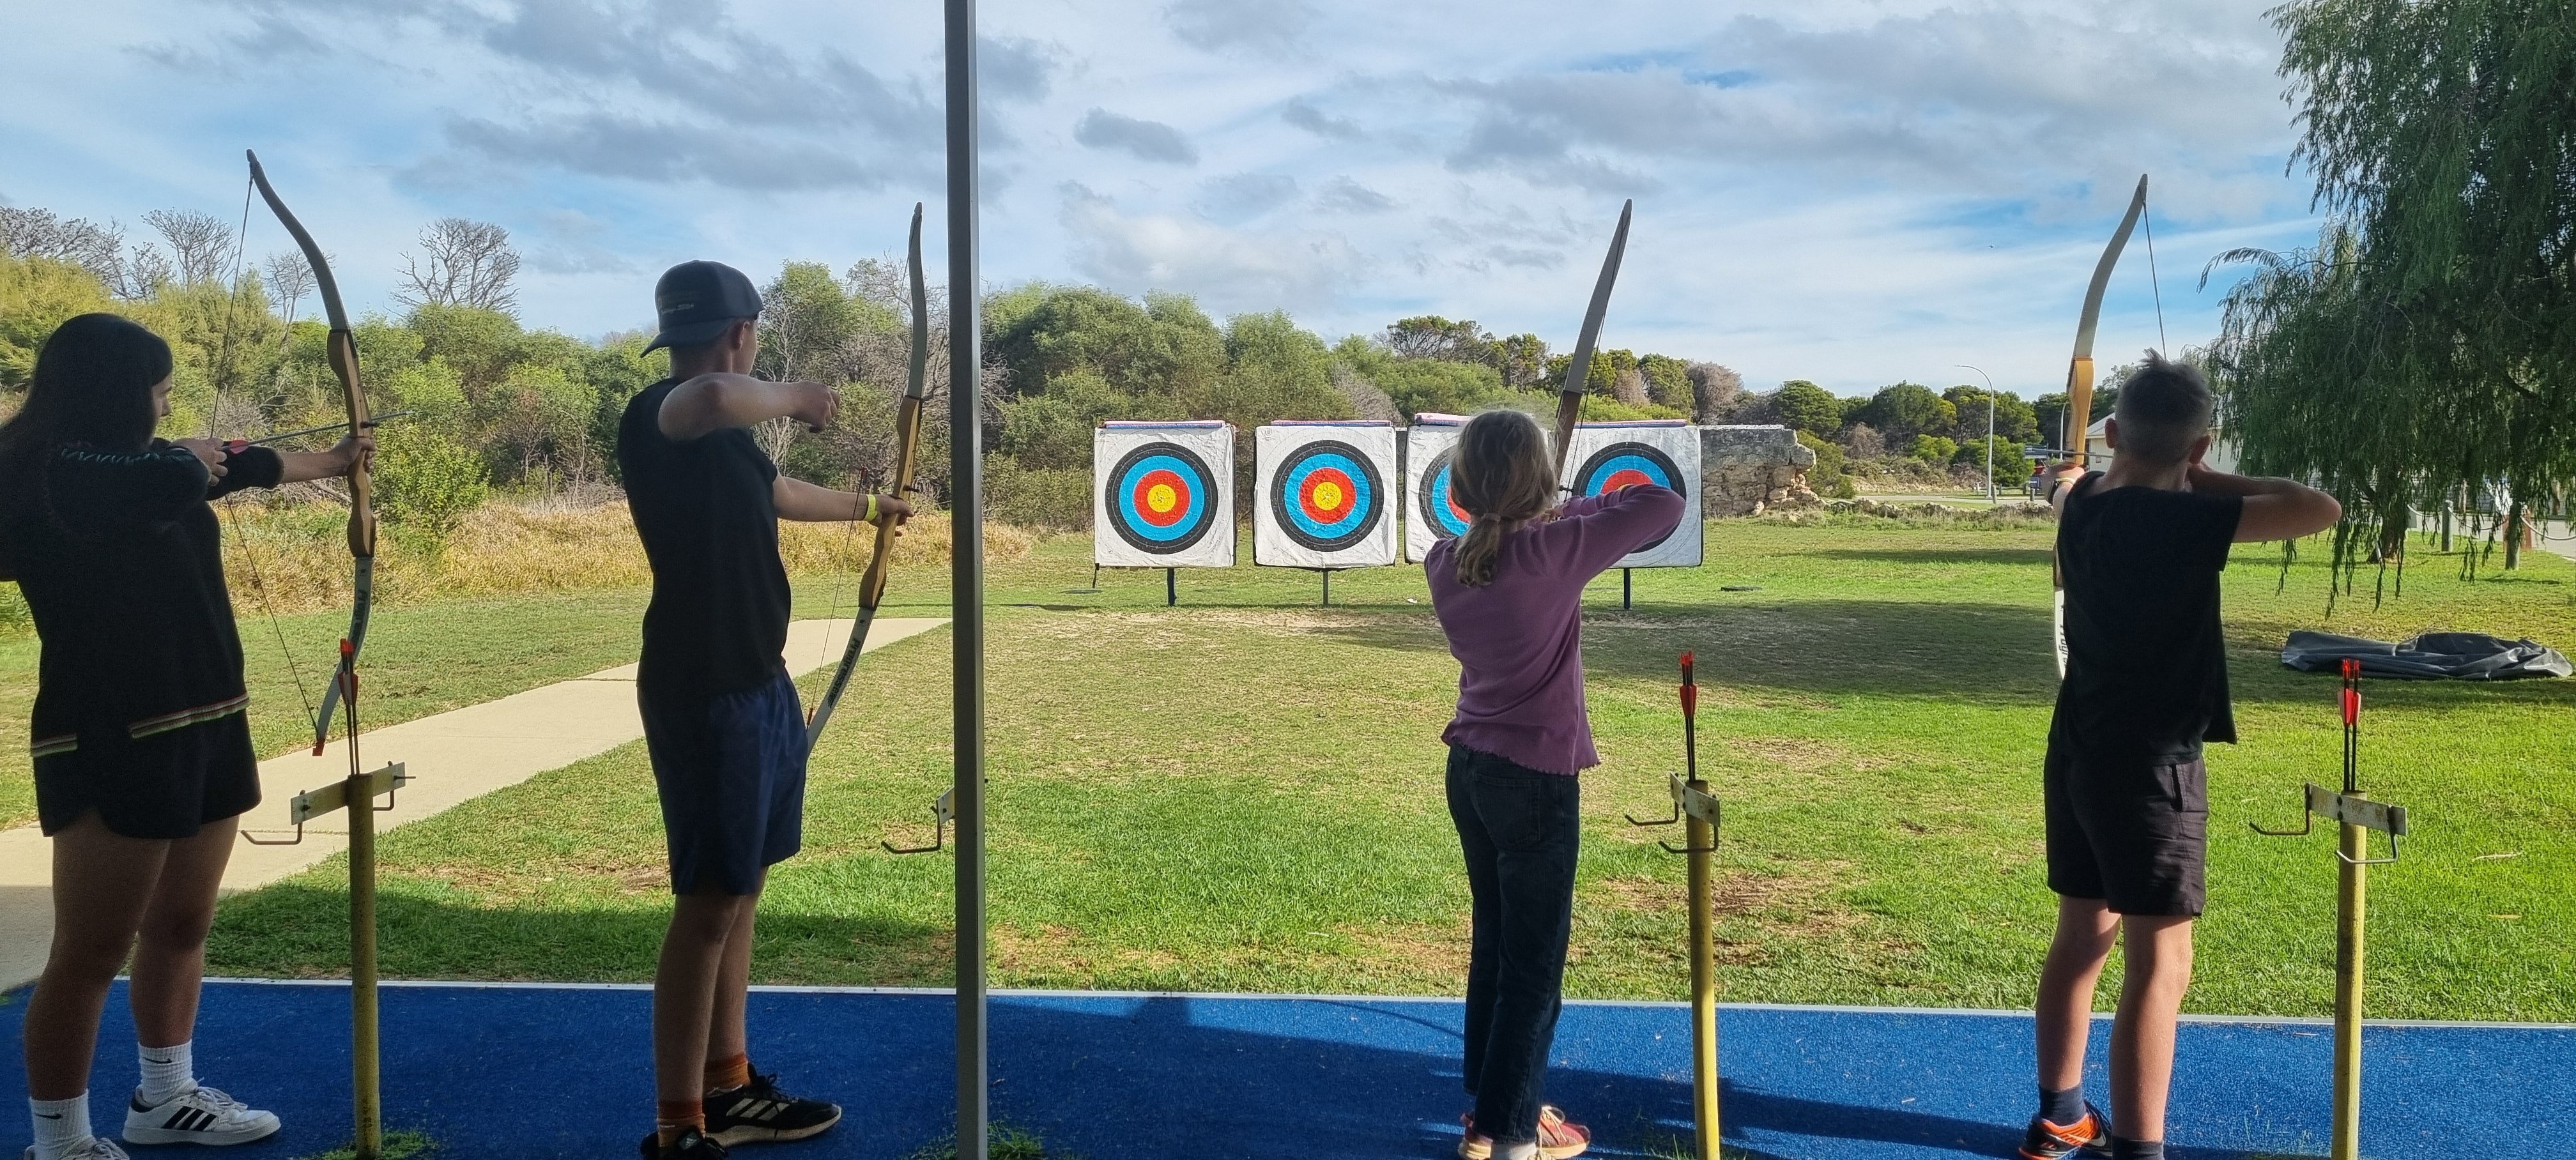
left=139, top=1039, right=197, bottom=1106
left=29, top=1094, right=91, bottom=1160
left=1493, top=1142, right=1539, bottom=1160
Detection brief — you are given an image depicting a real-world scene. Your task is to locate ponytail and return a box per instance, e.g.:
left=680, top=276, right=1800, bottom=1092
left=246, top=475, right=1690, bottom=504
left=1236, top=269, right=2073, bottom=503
left=1449, top=409, right=1559, bottom=587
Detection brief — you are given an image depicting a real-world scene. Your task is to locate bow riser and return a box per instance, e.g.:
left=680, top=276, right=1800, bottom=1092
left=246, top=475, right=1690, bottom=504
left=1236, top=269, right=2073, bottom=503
left=1552, top=199, right=1634, bottom=482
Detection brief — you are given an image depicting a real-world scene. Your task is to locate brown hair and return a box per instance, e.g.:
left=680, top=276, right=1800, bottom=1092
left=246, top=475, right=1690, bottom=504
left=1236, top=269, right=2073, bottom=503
left=1450, top=409, right=1560, bottom=587
left=2112, top=349, right=2214, bottom=464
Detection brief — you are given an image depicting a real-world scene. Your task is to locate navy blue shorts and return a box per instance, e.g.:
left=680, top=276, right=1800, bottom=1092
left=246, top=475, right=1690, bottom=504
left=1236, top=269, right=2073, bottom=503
left=640, top=671, right=808, bottom=896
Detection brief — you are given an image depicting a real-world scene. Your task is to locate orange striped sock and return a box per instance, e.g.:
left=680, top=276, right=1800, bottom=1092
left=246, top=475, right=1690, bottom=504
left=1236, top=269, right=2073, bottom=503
left=704, top=1053, right=752, bottom=1093
left=656, top=1099, right=704, bottom=1147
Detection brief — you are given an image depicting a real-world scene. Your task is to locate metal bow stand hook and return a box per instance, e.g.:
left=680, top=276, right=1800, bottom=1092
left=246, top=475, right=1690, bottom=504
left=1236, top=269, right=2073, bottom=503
left=2248, top=657, right=2410, bottom=1160
left=235, top=639, right=405, bottom=1159
left=884, top=788, right=956, bottom=855
left=1624, top=652, right=1721, bottom=1159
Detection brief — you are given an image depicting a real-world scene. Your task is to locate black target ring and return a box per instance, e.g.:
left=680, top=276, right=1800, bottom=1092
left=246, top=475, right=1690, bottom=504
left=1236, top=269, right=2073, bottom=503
left=1105, top=441, right=1222, bottom=555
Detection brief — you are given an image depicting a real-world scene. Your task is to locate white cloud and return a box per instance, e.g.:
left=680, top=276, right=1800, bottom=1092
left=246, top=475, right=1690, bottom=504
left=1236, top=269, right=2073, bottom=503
left=1061, top=183, right=1361, bottom=314
left=0, top=0, right=2321, bottom=391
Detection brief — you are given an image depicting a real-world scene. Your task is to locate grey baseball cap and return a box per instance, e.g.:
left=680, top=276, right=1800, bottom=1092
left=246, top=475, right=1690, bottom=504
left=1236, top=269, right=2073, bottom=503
left=645, top=260, right=763, bottom=351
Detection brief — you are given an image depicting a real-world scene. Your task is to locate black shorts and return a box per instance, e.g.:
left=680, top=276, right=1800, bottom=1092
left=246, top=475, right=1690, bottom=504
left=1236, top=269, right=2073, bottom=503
left=640, top=671, right=808, bottom=896
left=34, top=708, right=261, bottom=839
left=2044, top=747, right=2209, bottom=917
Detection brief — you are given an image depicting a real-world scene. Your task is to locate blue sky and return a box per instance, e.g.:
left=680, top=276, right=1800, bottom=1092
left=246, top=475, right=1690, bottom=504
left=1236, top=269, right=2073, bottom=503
left=4, top=0, right=2320, bottom=399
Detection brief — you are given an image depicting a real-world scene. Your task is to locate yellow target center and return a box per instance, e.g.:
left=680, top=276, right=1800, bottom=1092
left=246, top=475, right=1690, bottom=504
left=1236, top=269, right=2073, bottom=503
left=1313, top=480, right=1344, bottom=510
left=1147, top=483, right=1179, bottom=514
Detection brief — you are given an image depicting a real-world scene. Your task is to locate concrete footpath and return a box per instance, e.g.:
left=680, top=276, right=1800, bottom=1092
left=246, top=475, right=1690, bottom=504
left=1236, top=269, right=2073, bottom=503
left=0, top=617, right=947, bottom=989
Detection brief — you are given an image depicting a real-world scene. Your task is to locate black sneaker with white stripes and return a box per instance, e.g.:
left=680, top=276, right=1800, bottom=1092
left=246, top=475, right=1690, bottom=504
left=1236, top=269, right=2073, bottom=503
left=703, top=1071, right=841, bottom=1145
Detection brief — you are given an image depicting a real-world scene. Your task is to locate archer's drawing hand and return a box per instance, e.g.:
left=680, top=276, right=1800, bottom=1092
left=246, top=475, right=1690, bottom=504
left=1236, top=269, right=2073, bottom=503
left=328, top=431, right=378, bottom=476
left=874, top=494, right=915, bottom=531
left=174, top=437, right=229, bottom=480
left=790, top=382, right=841, bottom=433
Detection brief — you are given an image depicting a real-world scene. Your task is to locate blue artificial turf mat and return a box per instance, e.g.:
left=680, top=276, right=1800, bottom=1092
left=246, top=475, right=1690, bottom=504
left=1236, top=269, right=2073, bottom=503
left=1, top=981, right=2561, bottom=1158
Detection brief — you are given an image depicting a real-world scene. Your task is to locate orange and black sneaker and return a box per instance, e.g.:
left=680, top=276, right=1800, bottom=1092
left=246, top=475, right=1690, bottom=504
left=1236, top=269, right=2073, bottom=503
left=2017, top=1103, right=2111, bottom=1159
left=1459, top=1105, right=1591, bottom=1160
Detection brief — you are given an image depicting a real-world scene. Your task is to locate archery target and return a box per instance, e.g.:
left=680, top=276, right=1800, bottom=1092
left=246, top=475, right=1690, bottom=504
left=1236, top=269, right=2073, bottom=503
left=1560, top=424, right=1704, bottom=568
left=1255, top=424, right=1397, bottom=568
left=1403, top=422, right=1470, bottom=562
left=1094, top=423, right=1236, bottom=568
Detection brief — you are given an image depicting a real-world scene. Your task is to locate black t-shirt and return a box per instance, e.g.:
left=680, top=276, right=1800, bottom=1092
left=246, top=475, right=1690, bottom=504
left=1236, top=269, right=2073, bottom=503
left=2, top=441, right=284, bottom=745
left=617, top=378, right=791, bottom=701
left=2050, top=473, right=2246, bottom=763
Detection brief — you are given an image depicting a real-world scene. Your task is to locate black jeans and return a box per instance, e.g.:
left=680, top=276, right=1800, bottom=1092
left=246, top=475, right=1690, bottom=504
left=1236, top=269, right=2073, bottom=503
left=1447, top=744, right=1582, bottom=1145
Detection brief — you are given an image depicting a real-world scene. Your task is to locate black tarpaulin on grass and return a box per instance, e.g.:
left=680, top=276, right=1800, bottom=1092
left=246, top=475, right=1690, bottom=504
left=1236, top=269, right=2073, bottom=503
left=2281, top=630, right=2573, bottom=679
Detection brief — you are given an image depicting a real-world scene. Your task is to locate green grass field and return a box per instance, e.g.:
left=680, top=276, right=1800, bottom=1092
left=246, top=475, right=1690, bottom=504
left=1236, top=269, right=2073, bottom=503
left=160, top=519, right=2575, bottom=1022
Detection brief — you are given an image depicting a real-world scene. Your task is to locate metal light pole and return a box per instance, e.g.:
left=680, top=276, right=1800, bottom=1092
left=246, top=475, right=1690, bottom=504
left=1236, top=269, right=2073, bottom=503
left=1956, top=365, right=1997, bottom=505
left=944, top=1, right=989, bottom=1156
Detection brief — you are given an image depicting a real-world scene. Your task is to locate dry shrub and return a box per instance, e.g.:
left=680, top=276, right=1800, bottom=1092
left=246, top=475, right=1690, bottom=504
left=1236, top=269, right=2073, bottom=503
left=213, top=496, right=1034, bottom=616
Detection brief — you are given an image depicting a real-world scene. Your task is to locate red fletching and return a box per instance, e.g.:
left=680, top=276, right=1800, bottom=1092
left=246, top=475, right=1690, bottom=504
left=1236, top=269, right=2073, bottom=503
left=1678, top=652, right=1698, bottom=715
left=2342, top=657, right=2359, bottom=679
left=2343, top=688, right=2359, bottom=726
left=340, top=638, right=356, bottom=658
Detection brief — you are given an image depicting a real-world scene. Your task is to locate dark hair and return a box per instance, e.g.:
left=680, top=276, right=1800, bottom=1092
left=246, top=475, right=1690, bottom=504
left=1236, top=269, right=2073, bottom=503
left=1449, top=409, right=1560, bottom=587
left=0, top=313, right=173, bottom=514
left=2112, top=349, right=2213, bottom=464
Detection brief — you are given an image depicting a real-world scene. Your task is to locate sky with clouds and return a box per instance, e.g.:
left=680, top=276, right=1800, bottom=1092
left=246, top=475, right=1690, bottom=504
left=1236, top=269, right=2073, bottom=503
left=4, top=0, right=2322, bottom=399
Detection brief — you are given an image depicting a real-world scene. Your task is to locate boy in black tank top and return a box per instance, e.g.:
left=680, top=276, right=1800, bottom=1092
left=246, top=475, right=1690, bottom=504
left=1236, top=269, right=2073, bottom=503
left=618, top=262, right=913, bottom=1160
left=2018, top=353, right=2341, bottom=1160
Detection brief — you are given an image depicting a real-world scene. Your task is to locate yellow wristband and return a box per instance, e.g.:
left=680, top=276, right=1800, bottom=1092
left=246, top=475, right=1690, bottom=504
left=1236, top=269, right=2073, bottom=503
left=863, top=492, right=879, bottom=523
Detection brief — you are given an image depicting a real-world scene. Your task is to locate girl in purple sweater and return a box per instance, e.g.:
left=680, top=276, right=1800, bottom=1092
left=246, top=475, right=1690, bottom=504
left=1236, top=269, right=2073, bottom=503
left=1425, top=409, right=1684, bottom=1160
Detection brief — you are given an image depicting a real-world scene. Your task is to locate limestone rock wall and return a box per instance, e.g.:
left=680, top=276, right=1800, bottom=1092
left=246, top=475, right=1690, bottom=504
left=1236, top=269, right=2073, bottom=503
left=1701, top=424, right=1819, bottom=517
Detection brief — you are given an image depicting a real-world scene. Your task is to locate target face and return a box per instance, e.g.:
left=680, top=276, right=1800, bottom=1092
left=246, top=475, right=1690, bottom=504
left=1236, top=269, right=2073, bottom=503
left=1414, top=447, right=1475, bottom=540
left=1269, top=439, right=1384, bottom=553
left=1575, top=442, right=1685, bottom=550
left=1105, top=441, right=1221, bottom=554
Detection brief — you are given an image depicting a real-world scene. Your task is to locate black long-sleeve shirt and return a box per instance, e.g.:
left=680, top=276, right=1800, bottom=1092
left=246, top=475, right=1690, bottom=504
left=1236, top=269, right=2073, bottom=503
left=3, top=440, right=285, bottom=758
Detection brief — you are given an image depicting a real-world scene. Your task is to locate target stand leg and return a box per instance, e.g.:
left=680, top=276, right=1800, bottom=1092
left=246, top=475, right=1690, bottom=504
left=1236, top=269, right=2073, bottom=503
left=1322, top=569, right=1333, bottom=607
left=1166, top=567, right=1177, bottom=607
left=1623, top=568, right=1633, bottom=610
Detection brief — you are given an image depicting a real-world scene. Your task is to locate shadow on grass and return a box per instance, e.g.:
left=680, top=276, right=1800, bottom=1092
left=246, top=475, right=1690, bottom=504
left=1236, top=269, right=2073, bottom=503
left=1791, top=547, right=2057, bottom=567
left=1307, top=599, right=2062, bottom=706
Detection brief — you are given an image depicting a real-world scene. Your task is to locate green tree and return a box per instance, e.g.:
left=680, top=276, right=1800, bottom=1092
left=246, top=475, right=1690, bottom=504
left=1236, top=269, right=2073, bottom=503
left=2214, top=0, right=2576, bottom=573
left=1941, top=385, right=2040, bottom=444
left=1858, top=383, right=1954, bottom=443
left=1770, top=380, right=1844, bottom=438
left=1384, top=316, right=1495, bottom=363
left=1637, top=354, right=1694, bottom=411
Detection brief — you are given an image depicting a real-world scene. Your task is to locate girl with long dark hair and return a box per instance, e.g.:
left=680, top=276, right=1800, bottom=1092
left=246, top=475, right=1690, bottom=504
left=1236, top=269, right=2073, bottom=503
left=4, top=313, right=371, bottom=1160
left=1425, top=409, right=1682, bottom=1160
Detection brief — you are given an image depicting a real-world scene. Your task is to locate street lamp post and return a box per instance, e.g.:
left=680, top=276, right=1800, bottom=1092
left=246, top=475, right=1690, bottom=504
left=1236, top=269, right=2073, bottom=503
left=1956, top=365, right=1997, bottom=505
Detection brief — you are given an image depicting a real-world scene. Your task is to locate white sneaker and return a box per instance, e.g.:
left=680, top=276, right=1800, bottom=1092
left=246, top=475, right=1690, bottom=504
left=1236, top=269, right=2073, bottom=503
left=24, top=1137, right=132, bottom=1160
left=119, top=1085, right=279, bottom=1146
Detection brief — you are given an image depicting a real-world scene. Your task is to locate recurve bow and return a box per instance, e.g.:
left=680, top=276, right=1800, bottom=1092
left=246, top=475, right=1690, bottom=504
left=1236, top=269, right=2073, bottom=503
left=246, top=149, right=378, bottom=752
left=2053, top=173, right=2149, bottom=678
left=808, top=202, right=930, bottom=747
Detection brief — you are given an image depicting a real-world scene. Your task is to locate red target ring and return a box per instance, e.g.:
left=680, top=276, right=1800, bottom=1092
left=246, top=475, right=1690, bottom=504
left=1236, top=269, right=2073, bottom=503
left=1602, top=468, right=1657, bottom=492
left=1298, top=466, right=1359, bottom=523
left=1131, top=469, right=1192, bottom=526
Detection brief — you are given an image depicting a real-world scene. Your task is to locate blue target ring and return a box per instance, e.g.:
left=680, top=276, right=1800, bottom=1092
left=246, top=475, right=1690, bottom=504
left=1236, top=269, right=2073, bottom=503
left=1106, top=442, right=1219, bottom=554
left=1575, top=442, right=1683, bottom=550
left=1416, top=446, right=1474, bottom=540
left=1271, top=440, right=1383, bottom=552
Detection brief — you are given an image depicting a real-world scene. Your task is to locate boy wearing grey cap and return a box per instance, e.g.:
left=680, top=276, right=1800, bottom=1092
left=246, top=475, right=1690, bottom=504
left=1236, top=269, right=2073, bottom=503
left=617, top=261, right=912, bottom=1160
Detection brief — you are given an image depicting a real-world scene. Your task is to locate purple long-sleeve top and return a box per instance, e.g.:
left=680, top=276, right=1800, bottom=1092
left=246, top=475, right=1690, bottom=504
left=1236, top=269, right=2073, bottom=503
left=1425, top=484, right=1686, bottom=774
